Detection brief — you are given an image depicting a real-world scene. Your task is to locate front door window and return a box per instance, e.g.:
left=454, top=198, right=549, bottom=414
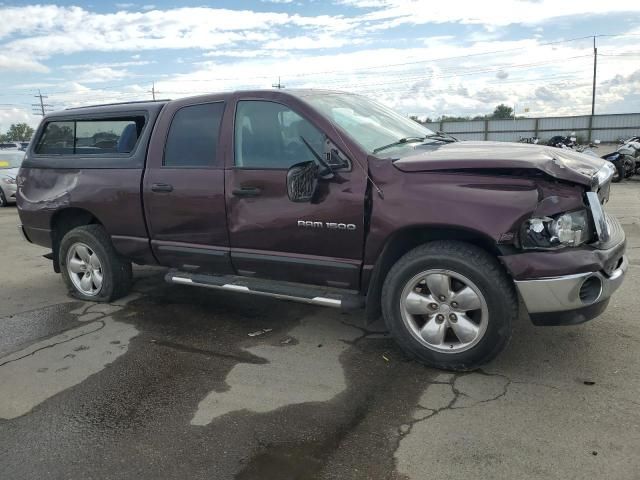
left=234, top=100, right=324, bottom=169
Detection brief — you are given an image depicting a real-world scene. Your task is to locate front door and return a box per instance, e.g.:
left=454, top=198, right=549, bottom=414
left=225, top=98, right=367, bottom=289
left=143, top=98, right=232, bottom=274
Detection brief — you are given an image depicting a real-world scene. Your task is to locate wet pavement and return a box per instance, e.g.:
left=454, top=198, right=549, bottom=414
left=1, top=182, right=640, bottom=479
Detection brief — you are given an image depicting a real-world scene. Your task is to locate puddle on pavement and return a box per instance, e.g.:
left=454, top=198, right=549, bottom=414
left=235, top=443, right=325, bottom=480
left=191, top=312, right=361, bottom=425
left=0, top=299, right=139, bottom=420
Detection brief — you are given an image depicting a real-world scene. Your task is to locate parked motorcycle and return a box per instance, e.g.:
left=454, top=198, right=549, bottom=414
left=547, top=134, right=577, bottom=149
left=519, top=135, right=539, bottom=144
left=602, top=136, right=640, bottom=183
left=547, top=132, right=601, bottom=158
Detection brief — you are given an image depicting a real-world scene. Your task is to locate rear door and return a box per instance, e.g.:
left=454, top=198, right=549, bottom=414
left=224, top=95, right=367, bottom=289
left=143, top=97, right=232, bottom=274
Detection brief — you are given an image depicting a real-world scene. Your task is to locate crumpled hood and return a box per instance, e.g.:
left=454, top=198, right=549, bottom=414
left=392, top=141, right=605, bottom=186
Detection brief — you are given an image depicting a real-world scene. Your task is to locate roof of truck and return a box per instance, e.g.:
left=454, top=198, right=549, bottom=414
left=64, top=99, right=170, bottom=111
left=45, top=89, right=354, bottom=119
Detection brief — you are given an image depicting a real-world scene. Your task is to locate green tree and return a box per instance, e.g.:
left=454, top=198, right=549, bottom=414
left=490, top=104, right=514, bottom=120
left=0, top=133, right=7, bottom=143
left=5, top=123, right=35, bottom=141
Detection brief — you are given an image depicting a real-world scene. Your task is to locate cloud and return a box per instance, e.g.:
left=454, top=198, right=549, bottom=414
left=33, top=30, right=640, bottom=119
left=341, top=0, right=640, bottom=28
left=60, top=60, right=154, bottom=70
left=0, top=108, right=39, bottom=135
left=76, top=67, right=132, bottom=83
left=1, top=2, right=640, bottom=121
left=0, top=54, right=48, bottom=72
left=0, top=5, right=355, bottom=60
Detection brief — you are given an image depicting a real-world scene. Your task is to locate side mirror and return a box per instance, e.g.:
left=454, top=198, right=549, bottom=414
left=287, top=161, right=318, bottom=203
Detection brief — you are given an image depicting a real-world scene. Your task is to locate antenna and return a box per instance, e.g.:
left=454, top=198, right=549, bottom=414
left=272, top=77, right=285, bottom=89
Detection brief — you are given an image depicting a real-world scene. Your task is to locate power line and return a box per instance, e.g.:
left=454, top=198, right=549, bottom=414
left=18, top=32, right=637, bottom=97
left=3, top=32, right=636, bottom=113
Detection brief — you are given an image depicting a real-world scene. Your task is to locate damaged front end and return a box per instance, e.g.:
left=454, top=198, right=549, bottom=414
left=519, top=162, right=616, bottom=251
left=504, top=162, right=626, bottom=325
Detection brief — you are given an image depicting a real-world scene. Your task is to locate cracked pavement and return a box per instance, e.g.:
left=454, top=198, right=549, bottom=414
left=1, top=181, right=640, bottom=479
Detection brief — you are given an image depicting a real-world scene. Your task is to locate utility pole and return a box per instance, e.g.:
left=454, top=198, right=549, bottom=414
left=272, top=77, right=285, bottom=89
left=591, top=36, right=597, bottom=116
left=149, top=82, right=157, bottom=100
left=32, top=89, right=53, bottom=116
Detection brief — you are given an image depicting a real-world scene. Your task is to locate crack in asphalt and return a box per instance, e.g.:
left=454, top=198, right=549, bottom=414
left=392, top=370, right=512, bottom=457
left=0, top=292, right=144, bottom=367
left=0, top=320, right=106, bottom=368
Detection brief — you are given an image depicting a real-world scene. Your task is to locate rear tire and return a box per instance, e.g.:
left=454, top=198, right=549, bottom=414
left=59, top=225, right=132, bottom=302
left=0, top=188, right=7, bottom=207
left=381, top=241, right=517, bottom=371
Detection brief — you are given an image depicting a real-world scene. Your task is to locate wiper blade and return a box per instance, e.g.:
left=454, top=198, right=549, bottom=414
left=373, top=137, right=425, bottom=154
left=423, top=132, right=457, bottom=143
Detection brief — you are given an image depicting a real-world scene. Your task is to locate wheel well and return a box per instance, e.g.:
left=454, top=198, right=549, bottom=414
left=50, top=208, right=102, bottom=272
left=364, top=226, right=500, bottom=323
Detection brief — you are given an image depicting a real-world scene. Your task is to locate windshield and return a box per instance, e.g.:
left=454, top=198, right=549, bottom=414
left=302, top=93, right=434, bottom=155
left=0, top=151, right=25, bottom=169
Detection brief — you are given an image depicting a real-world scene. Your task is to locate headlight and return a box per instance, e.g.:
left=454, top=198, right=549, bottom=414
left=521, top=210, right=592, bottom=249
left=1, top=176, right=16, bottom=185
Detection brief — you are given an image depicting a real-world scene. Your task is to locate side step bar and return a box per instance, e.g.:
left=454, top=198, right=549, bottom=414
left=165, top=270, right=365, bottom=310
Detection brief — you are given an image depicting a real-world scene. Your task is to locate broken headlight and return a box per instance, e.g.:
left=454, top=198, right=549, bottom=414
left=521, top=210, right=593, bottom=249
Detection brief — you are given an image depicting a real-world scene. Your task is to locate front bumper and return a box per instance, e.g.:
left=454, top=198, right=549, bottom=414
left=515, top=255, right=627, bottom=325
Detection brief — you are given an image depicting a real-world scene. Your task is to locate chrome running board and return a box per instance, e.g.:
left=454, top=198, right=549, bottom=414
left=165, top=270, right=364, bottom=310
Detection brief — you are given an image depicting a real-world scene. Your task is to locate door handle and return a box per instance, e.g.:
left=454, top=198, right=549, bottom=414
left=232, top=187, right=262, bottom=197
left=151, top=183, right=173, bottom=193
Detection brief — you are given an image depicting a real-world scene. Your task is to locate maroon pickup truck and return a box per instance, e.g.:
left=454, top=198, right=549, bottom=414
left=16, top=90, right=627, bottom=370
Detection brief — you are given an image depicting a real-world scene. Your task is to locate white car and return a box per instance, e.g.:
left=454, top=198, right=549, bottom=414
left=0, top=150, right=23, bottom=207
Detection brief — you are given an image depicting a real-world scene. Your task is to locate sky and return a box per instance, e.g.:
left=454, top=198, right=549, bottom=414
left=1, top=0, right=640, bottom=133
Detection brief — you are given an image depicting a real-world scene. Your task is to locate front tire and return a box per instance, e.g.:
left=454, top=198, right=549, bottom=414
left=0, top=188, right=7, bottom=207
left=381, top=241, right=517, bottom=371
left=59, top=225, right=132, bottom=302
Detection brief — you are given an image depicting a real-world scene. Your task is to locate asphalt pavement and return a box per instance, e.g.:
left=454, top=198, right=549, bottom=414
left=1, top=181, right=639, bottom=480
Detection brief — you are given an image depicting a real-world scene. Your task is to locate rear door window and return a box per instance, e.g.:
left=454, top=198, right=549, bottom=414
left=35, top=117, right=144, bottom=155
left=163, top=102, right=225, bottom=167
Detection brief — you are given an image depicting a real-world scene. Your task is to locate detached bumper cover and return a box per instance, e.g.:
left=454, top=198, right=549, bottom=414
left=515, top=255, right=627, bottom=314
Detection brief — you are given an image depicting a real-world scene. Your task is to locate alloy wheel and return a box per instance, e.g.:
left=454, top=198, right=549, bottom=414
left=399, top=269, right=488, bottom=353
left=66, top=242, right=104, bottom=296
